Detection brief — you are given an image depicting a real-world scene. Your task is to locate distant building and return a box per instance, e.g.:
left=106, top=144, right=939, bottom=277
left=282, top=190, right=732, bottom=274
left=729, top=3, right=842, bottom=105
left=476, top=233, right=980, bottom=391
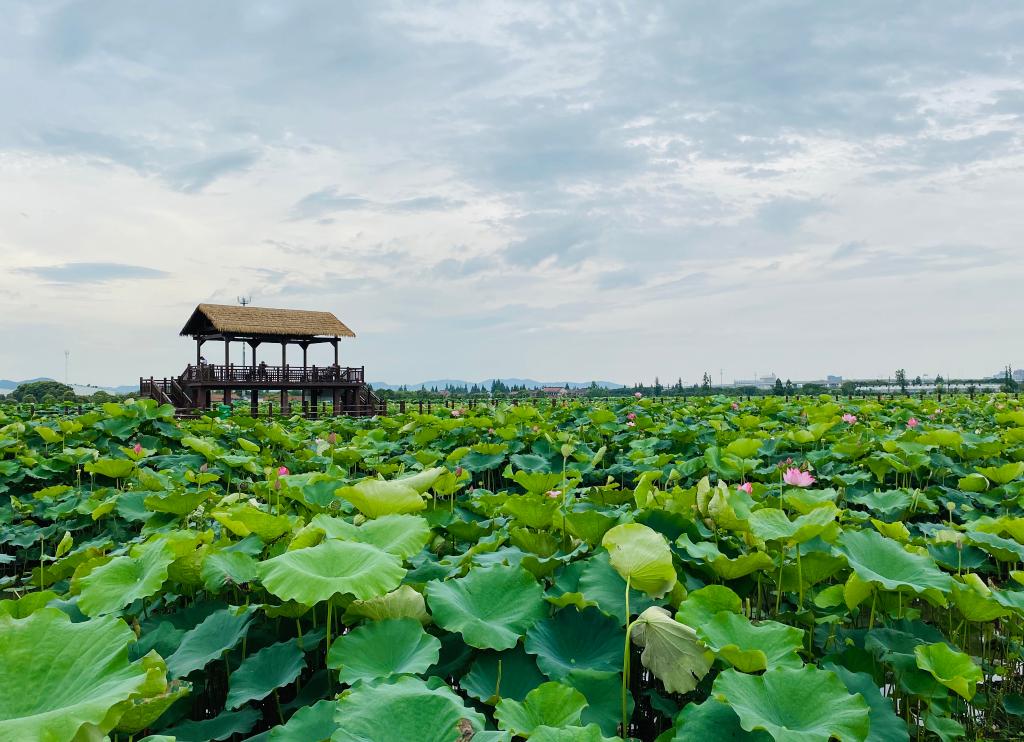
left=732, top=374, right=778, bottom=389
left=826, top=375, right=843, bottom=387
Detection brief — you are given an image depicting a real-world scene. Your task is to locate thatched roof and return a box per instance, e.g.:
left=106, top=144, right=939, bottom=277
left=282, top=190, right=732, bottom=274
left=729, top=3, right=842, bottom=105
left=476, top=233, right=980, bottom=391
left=180, top=303, right=356, bottom=339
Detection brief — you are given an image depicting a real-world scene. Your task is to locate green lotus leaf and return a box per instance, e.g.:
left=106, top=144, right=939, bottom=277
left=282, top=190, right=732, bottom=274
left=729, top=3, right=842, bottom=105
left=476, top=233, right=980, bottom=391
left=748, top=505, right=837, bottom=544
left=85, top=457, right=136, bottom=479
left=462, top=644, right=547, bottom=704
left=574, top=552, right=657, bottom=626
left=835, top=529, right=953, bottom=594
left=331, top=675, right=486, bottom=742
left=312, top=513, right=432, bottom=559
left=269, top=698, right=338, bottom=741
left=958, top=473, right=989, bottom=492
left=713, top=666, right=870, bottom=742
left=336, top=479, right=426, bottom=518
left=0, top=609, right=151, bottom=741
left=200, top=549, right=259, bottom=591
left=495, top=681, right=588, bottom=738
left=823, top=663, right=908, bottom=742
left=502, top=495, right=560, bottom=529
left=0, top=589, right=59, bottom=618
left=601, top=523, right=677, bottom=599
left=344, top=584, right=431, bottom=625
left=697, top=613, right=804, bottom=672
left=77, top=541, right=175, bottom=616
left=977, top=461, right=1024, bottom=485
left=166, top=605, right=257, bottom=678
left=396, top=466, right=446, bottom=493
left=115, top=667, right=191, bottom=735
left=164, top=708, right=260, bottom=741
left=524, top=607, right=624, bottom=679
left=914, top=642, right=982, bottom=700
left=673, top=698, right=771, bottom=741
left=227, top=639, right=306, bottom=708
left=675, top=585, right=742, bottom=627
left=212, top=505, right=295, bottom=541
left=530, top=724, right=619, bottom=742
left=257, top=539, right=406, bottom=605
left=326, top=618, right=440, bottom=685
left=144, top=489, right=211, bottom=515
left=564, top=669, right=631, bottom=738
left=631, top=606, right=713, bottom=694
left=426, top=565, right=547, bottom=650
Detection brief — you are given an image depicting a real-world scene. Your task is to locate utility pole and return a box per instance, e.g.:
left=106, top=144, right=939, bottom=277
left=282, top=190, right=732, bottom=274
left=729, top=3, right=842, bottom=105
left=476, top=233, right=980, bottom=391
left=64, top=350, right=70, bottom=386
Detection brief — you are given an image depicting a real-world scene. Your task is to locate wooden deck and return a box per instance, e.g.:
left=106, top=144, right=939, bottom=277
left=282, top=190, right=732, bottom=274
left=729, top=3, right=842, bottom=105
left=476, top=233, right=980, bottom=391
left=140, top=364, right=382, bottom=416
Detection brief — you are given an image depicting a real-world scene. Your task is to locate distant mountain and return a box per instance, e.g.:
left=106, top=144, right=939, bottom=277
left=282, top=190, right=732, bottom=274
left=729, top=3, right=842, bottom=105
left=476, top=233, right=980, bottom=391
left=0, top=377, right=136, bottom=396
left=369, top=378, right=625, bottom=391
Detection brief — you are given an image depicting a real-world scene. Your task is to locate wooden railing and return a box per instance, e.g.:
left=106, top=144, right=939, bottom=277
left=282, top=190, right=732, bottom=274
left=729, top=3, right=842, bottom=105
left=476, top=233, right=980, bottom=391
left=180, top=364, right=365, bottom=385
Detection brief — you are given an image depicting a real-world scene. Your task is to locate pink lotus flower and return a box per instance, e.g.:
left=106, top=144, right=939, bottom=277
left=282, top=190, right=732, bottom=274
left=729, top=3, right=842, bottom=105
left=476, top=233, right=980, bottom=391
left=783, top=467, right=816, bottom=487
left=455, top=466, right=464, bottom=477
left=634, top=392, right=643, bottom=399
left=627, top=412, right=637, bottom=420
left=488, top=427, right=495, bottom=434
left=327, top=432, right=337, bottom=445
left=451, top=409, right=461, bottom=417
left=545, top=489, right=562, bottom=499
left=278, top=466, right=289, bottom=476
left=731, top=402, right=739, bottom=411
left=133, top=443, right=143, bottom=455
left=737, top=482, right=753, bottom=494
left=907, top=417, right=919, bottom=428
left=842, top=413, right=857, bottom=424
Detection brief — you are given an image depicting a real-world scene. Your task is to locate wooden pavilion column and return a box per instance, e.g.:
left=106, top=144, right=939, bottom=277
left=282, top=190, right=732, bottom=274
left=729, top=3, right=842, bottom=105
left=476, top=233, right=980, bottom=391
left=280, top=341, right=288, bottom=414
left=223, top=336, right=232, bottom=405
left=300, top=341, right=309, bottom=409
left=332, top=387, right=341, bottom=416
left=332, top=339, right=339, bottom=366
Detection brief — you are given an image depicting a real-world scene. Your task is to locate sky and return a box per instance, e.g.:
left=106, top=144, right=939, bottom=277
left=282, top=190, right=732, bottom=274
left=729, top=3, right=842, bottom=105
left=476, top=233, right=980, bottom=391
left=1, top=1, right=1023, bottom=387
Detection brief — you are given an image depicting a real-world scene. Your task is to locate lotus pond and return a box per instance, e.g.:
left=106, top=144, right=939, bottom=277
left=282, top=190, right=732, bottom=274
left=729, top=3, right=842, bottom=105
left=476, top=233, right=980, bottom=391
left=3, top=395, right=1024, bottom=741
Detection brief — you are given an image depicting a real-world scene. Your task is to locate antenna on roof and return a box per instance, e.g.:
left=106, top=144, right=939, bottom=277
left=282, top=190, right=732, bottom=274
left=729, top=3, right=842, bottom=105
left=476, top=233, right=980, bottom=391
left=237, top=296, right=252, bottom=369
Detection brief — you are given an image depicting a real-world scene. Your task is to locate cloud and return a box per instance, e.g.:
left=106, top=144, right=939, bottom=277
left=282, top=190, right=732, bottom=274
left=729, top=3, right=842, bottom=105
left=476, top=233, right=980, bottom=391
left=2, top=1, right=1024, bottom=384
left=18, top=262, right=170, bottom=284
left=167, top=149, right=261, bottom=193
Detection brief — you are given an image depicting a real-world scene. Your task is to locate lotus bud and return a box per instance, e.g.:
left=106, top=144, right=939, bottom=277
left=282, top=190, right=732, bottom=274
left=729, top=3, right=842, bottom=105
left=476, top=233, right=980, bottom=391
left=278, top=466, right=289, bottom=476
left=133, top=443, right=143, bottom=455
left=328, top=432, right=337, bottom=445
left=455, top=466, right=464, bottom=478
left=199, top=463, right=208, bottom=473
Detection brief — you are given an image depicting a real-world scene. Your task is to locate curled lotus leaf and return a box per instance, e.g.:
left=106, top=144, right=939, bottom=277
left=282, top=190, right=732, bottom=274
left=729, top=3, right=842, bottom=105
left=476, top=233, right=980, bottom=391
left=631, top=606, right=713, bottom=695
left=0, top=609, right=152, bottom=741
left=601, top=523, right=677, bottom=599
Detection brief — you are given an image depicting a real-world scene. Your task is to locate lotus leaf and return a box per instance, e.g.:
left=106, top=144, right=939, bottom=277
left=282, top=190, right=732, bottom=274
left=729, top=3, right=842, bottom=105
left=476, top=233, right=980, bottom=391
left=331, top=675, right=486, bottom=742
left=713, top=666, right=870, bottom=742
left=336, top=479, right=426, bottom=518
left=697, top=612, right=804, bottom=672
left=914, top=642, right=982, bottom=700
left=426, top=565, right=546, bottom=650
left=77, top=541, right=175, bottom=616
left=227, top=639, right=306, bottom=708
left=257, top=539, right=406, bottom=604
left=326, top=618, right=440, bottom=684
left=525, top=606, right=624, bottom=679
left=601, top=523, right=677, bottom=598
left=0, top=609, right=151, bottom=741
left=631, top=606, right=713, bottom=694
left=495, top=681, right=588, bottom=738
left=166, top=605, right=256, bottom=677
left=835, top=529, right=953, bottom=594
